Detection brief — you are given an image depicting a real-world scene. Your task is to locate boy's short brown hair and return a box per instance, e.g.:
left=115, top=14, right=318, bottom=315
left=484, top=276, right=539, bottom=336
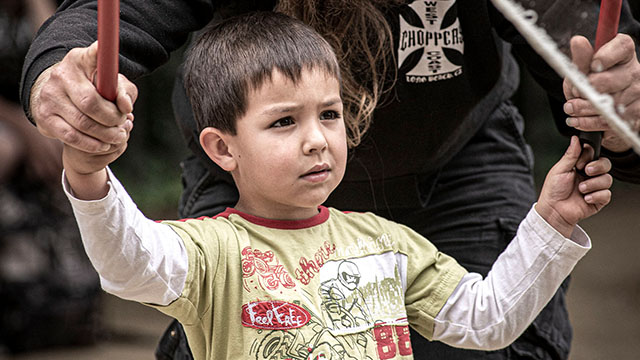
left=183, top=11, right=341, bottom=135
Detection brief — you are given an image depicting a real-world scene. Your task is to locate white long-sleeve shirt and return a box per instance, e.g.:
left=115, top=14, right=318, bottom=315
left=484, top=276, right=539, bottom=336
left=63, top=168, right=590, bottom=353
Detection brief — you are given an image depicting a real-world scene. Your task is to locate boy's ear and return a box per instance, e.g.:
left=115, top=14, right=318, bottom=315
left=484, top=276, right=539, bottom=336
left=199, top=127, right=237, bottom=171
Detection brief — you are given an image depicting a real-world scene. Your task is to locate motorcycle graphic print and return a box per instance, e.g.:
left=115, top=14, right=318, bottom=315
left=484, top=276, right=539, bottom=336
left=247, top=252, right=413, bottom=359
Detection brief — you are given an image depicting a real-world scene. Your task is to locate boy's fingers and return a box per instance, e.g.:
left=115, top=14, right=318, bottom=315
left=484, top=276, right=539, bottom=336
left=584, top=157, right=612, bottom=177
left=575, top=142, right=596, bottom=171
left=578, top=174, right=613, bottom=194
left=584, top=189, right=612, bottom=208
left=553, top=136, right=582, bottom=173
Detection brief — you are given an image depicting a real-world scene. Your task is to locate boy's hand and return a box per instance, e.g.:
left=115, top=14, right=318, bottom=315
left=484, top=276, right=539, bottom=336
left=62, top=113, right=132, bottom=175
left=62, top=113, right=132, bottom=201
left=536, top=136, right=613, bottom=238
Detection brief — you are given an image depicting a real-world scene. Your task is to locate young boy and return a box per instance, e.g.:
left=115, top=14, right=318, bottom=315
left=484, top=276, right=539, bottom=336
left=62, top=12, right=612, bottom=360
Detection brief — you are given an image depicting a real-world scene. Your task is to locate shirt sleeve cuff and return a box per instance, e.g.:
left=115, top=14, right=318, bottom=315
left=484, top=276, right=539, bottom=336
left=62, top=166, right=123, bottom=215
left=529, top=203, right=591, bottom=250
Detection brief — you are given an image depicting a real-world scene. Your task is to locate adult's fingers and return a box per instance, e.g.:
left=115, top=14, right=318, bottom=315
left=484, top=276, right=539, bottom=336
left=59, top=43, right=126, bottom=128
left=618, top=81, right=640, bottom=107
left=41, top=113, right=113, bottom=152
left=29, top=43, right=132, bottom=153
left=563, top=36, right=594, bottom=100
left=56, top=91, right=129, bottom=144
left=590, top=34, right=636, bottom=72
left=115, top=73, right=138, bottom=115
left=585, top=64, right=635, bottom=95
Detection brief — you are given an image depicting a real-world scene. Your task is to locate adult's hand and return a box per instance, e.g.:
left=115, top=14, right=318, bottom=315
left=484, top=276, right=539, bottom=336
left=29, top=41, right=137, bottom=153
left=563, top=34, right=640, bottom=153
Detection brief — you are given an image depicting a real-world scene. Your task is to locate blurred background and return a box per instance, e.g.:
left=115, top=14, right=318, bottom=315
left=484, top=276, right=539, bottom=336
left=1, top=1, right=639, bottom=359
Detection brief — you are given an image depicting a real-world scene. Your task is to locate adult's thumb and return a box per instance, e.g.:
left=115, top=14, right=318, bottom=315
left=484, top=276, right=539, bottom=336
left=80, top=41, right=99, bottom=78
left=570, top=36, right=594, bottom=75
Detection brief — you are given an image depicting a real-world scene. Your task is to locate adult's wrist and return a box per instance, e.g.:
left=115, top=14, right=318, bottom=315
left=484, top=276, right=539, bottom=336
left=28, top=65, right=56, bottom=124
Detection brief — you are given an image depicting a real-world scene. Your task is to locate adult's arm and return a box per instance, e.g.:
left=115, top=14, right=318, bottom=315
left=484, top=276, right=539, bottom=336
left=21, top=0, right=214, bottom=117
left=491, top=0, right=640, bottom=183
left=19, top=0, right=214, bottom=155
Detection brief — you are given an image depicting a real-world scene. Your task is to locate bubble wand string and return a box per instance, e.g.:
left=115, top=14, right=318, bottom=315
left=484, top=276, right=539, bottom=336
left=490, top=0, right=640, bottom=155
left=96, top=0, right=119, bottom=102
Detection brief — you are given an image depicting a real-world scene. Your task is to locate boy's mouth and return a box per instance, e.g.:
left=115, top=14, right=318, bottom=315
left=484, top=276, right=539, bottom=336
left=301, top=164, right=331, bottom=180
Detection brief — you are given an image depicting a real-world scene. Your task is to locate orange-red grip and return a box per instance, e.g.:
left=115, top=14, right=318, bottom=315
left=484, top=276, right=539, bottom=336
left=96, top=0, right=119, bottom=102
left=578, top=0, right=623, bottom=161
left=595, top=0, right=622, bottom=50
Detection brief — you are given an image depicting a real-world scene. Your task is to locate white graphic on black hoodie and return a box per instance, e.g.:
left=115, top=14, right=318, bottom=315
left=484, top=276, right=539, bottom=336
left=399, top=0, right=464, bottom=83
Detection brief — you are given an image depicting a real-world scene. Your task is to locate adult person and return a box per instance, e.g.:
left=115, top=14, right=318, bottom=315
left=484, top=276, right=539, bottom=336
left=20, top=1, right=640, bottom=359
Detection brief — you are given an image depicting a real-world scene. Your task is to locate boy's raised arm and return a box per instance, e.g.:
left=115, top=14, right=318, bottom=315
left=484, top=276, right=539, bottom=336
left=430, top=136, right=611, bottom=350
left=63, top=167, right=188, bottom=306
left=61, top=42, right=135, bottom=200
left=61, top=43, right=188, bottom=306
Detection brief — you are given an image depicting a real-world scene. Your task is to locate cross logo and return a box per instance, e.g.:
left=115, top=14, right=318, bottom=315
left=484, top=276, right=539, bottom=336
left=398, top=0, right=464, bottom=83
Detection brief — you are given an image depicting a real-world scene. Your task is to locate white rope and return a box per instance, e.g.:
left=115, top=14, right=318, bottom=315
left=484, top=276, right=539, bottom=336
left=491, top=0, right=640, bottom=155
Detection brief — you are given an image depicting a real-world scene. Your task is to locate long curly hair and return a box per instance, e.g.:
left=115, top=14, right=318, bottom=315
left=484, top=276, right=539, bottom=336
left=275, top=0, right=403, bottom=148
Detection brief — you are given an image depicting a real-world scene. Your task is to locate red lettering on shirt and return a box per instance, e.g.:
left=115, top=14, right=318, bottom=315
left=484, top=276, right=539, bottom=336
left=294, top=241, right=336, bottom=285
left=241, top=300, right=311, bottom=330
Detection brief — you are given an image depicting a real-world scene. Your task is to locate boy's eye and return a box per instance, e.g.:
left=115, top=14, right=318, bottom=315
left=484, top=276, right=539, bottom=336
left=320, top=110, right=341, bottom=120
left=271, top=117, right=294, bottom=128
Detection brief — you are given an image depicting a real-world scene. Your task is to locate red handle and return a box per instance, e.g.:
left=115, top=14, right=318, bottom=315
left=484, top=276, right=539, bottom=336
left=96, top=0, right=119, bottom=101
left=578, top=0, right=623, bottom=161
left=595, top=0, right=622, bottom=50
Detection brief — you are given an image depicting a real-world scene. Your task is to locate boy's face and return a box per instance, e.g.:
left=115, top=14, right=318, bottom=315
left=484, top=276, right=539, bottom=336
left=224, top=68, right=347, bottom=220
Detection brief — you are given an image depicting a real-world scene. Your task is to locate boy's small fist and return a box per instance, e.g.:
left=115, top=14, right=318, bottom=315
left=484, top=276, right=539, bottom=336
left=536, top=136, right=612, bottom=237
left=62, top=116, right=133, bottom=175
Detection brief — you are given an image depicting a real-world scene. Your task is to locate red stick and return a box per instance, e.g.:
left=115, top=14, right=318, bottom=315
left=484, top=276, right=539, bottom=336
left=578, top=0, right=623, bottom=161
left=96, top=0, right=119, bottom=102
left=595, top=0, right=622, bottom=50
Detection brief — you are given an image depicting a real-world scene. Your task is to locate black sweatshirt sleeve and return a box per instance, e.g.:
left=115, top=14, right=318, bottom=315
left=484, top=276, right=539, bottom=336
left=20, top=0, right=214, bottom=120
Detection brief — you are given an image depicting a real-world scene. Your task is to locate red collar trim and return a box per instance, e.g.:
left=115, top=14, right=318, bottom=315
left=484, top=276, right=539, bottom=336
left=215, top=206, right=330, bottom=230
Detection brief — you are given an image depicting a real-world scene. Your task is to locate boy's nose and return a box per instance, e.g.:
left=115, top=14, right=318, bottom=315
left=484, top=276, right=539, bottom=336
left=302, top=124, right=328, bottom=154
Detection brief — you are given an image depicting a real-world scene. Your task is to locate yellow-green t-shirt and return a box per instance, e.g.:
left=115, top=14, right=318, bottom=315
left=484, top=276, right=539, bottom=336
left=153, top=206, right=467, bottom=360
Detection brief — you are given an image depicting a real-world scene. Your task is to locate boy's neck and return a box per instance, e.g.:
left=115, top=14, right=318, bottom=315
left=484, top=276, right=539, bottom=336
left=234, top=200, right=322, bottom=221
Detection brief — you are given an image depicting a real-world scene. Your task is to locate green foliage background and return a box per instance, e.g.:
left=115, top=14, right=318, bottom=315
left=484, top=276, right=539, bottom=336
left=110, top=47, right=189, bottom=219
